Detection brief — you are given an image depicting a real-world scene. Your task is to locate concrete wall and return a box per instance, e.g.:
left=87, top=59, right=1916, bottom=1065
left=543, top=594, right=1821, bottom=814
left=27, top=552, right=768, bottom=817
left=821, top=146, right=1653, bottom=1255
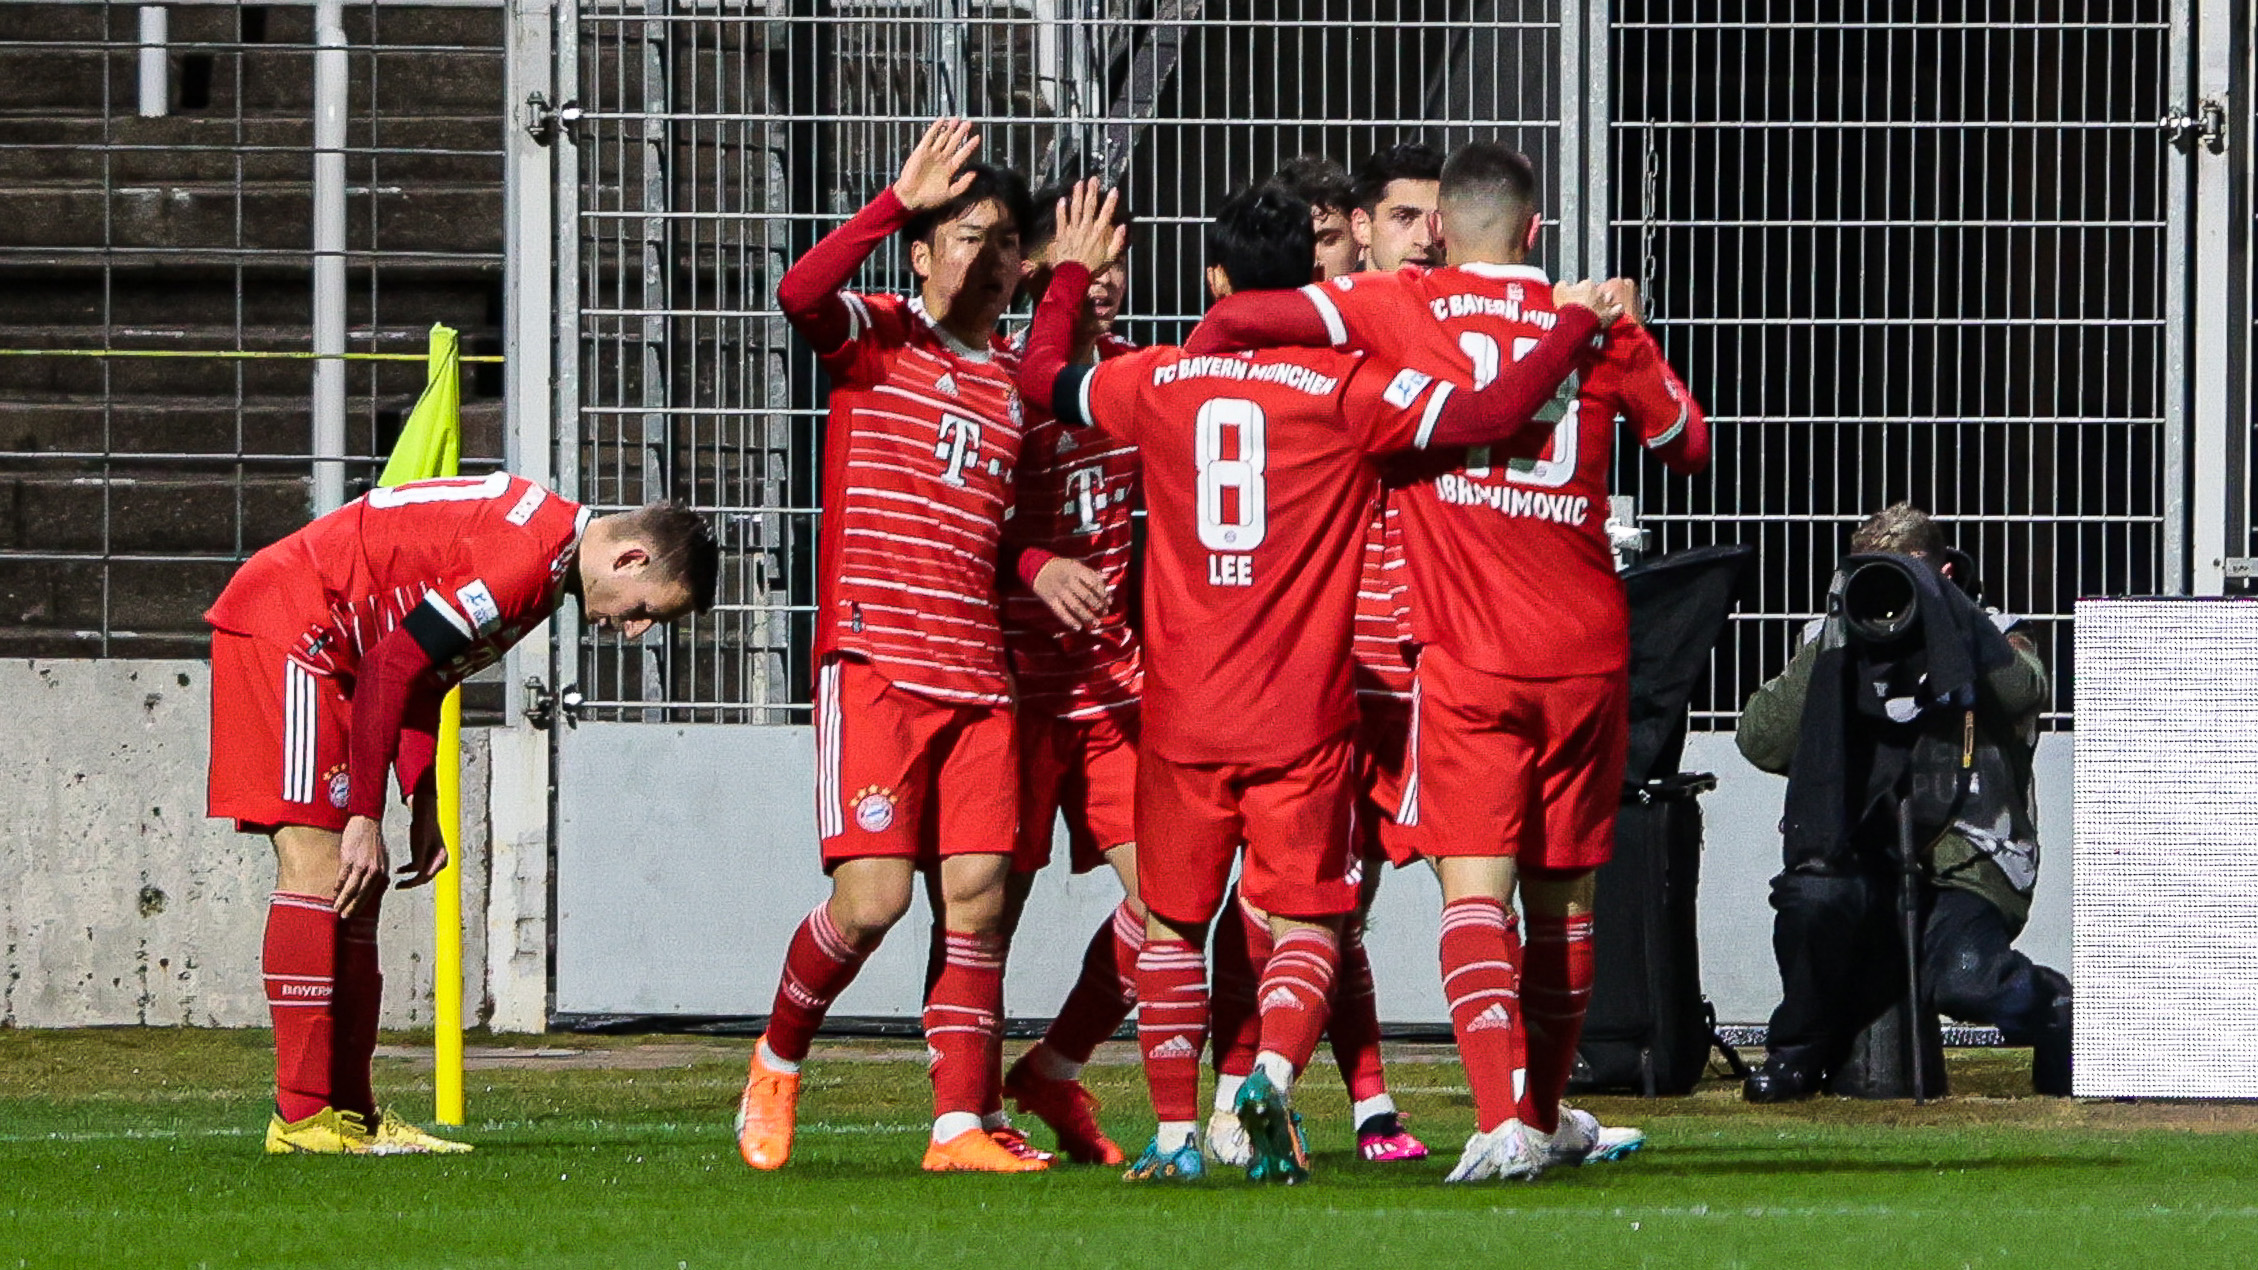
left=0, top=659, right=519, bottom=1030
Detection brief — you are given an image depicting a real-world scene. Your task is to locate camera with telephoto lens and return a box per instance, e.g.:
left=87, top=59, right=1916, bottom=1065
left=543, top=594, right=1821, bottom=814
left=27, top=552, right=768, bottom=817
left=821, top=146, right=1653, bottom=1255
left=1840, top=556, right=1923, bottom=645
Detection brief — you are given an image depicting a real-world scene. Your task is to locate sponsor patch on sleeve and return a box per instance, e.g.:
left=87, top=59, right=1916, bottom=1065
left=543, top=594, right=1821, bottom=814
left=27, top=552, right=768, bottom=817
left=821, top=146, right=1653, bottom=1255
left=505, top=482, right=548, bottom=526
left=1383, top=368, right=1435, bottom=409
left=455, top=579, right=503, bottom=635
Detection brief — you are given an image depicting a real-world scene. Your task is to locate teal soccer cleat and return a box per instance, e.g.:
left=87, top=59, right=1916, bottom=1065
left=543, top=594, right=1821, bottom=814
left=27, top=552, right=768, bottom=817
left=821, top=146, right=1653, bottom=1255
left=1123, top=1132, right=1206, bottom=1182
left=1233, top=1069, right=1311, bottom=1185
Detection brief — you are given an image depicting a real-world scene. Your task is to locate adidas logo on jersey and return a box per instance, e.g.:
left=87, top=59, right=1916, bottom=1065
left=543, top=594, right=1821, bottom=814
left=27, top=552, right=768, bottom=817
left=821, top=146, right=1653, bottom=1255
left=1465, top=1003, right=1516, bottom=1033
left=936, top=372, right=960, bottom=398
left=1260, top=986, right=1306, bottom=1013
left=1146, top=1035, right=1198, bottom=1061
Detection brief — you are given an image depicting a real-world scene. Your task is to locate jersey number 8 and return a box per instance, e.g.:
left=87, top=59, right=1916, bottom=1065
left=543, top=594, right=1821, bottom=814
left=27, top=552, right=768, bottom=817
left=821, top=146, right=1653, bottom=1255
left=1195, top=398, right=1268, bottom=552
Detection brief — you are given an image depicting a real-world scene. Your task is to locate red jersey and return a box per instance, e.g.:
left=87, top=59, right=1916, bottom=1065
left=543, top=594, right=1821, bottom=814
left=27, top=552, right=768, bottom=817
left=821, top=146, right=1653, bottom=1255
left=1001, top=332, right=1143, bottom=719
left=1301, top=264, right=1705, bottom=677
left=204, top=472, right=588, bottom=685
left=1079, top=345, right=1454, bottom=765
left=813, top=292, right=1025, bottom=706
left=1353, top=500, right=1414, bottom=702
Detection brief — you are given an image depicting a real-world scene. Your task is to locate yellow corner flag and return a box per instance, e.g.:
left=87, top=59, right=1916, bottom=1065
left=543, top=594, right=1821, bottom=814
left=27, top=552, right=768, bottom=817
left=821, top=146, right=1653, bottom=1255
left=377, top=324, right=468, bottom=1127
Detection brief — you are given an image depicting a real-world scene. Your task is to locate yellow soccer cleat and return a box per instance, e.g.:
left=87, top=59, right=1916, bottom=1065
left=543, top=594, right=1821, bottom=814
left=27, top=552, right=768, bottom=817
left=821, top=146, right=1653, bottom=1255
left=369, top=1109, right=474, bottom=1155
left=263, top=1107, right=375, bottom=1155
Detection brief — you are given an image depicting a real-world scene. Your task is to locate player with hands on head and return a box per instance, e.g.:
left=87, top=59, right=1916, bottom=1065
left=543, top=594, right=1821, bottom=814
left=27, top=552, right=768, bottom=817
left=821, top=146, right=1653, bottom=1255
left=735, top=119, right=1057, bottom=1176
left=206, top=476, right=716, bottom=1155
left=1022, top=179, right=1610, bottom=1185
left=1187, top=140, right=1708, bottom=1181
left=987, top=178, right=1153, bottom=1166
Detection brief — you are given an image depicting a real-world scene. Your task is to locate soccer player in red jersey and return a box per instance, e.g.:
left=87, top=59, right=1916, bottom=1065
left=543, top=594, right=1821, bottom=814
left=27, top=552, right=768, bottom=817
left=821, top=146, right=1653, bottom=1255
left=733, top=120, right=1050, bottom=1175
left=1190, top=141, right=1710, bottom=1180
left=205, top=473, right=716, bottom=1154
left=1021, top=180, right=1617, bottom=1182
left=1204, top=147, right=1440, bottom=1167
left=989, top=188, right=1145, bottom=1167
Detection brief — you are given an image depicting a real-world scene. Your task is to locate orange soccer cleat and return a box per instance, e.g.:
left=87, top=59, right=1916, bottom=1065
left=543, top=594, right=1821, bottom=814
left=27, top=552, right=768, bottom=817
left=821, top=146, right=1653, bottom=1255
left=921, top=1126, right=1052, bottom=1173
left=734, top=1050, right=801, bottom=1171
left=1003, top=1056, right=1126, bottom=1165
left=988, top=1124, right=1058, bottom=1166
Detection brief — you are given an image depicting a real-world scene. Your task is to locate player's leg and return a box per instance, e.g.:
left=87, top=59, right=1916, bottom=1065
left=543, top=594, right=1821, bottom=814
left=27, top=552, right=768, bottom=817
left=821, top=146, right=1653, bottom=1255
left=1233, top=731, right=1362, bottom=1184
left=1333, top=700, right=1421, bottom=1161
left=1007, top=714, right=1141, bottom=1164
left=1410, top=648, right=1547, bottom=1182
left=1518, top=669, right=1634, bottom=1167
left=209, top=632, right=372, bottom=1155
left=1122, top=753, right=1238, bottom=1181
left=739, top=656, right=924, bottom=1170
left=1204, top=888, right=1268, bottom=1145
left=921, top=702, right=1047, bottom=1173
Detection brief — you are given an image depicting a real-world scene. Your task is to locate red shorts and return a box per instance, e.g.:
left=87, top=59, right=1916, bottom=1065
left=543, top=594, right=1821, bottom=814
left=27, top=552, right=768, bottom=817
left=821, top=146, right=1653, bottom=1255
left=1135, top=729, right=1359, bottom=926
left=1393, top=644, right=1628, bottom=872
left=1013, top=705, right=1139, bottom=874
left=1354, top=691, right=1413, bottom=865
left=207, top=630, right=354, bottom=833
left=814, top=654, right=1016, bottom=870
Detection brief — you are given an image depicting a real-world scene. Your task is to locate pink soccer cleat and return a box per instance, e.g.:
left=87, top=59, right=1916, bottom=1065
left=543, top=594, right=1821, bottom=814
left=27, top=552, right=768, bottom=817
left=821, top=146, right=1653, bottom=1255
left=1356, top=1111, right=1431, bottom=1162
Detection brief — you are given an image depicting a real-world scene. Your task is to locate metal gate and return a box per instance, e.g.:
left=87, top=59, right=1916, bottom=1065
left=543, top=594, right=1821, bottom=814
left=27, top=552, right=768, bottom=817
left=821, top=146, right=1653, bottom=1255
left=518, top=0, right=2203, bottom=1019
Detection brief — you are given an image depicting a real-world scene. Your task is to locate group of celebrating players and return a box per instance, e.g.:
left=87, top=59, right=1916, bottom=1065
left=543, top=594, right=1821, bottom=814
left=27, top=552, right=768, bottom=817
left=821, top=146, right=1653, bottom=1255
left=204, top=114, right=1706, bottom=1182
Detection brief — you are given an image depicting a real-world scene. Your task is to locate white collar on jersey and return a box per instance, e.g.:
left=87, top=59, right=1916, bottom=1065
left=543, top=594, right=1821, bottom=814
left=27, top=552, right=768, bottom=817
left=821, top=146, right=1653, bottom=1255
left=1455, top=261, right=1553, bottom=284
left=908, top=296, right=996, bottom=363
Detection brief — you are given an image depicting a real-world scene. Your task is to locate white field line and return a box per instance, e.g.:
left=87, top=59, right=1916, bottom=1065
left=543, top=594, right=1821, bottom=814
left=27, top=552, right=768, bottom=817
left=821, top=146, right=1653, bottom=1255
left=0, top=1120, right=925, bottom=1145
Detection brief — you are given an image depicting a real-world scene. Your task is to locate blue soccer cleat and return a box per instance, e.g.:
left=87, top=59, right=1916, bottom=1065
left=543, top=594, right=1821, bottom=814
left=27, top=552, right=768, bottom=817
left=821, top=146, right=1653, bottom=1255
left=1123, top=1132, right=1206, bottom=1182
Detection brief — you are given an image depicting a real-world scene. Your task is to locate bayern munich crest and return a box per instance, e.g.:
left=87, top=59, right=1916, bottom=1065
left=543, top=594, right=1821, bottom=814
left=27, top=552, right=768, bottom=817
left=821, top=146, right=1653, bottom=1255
left=851, top=785, right=897, bottom=833
left=325, top=767, right=351, bottom=810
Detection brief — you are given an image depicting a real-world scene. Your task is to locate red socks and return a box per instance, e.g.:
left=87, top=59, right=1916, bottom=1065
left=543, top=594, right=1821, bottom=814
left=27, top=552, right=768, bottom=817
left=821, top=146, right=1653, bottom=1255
left=1040, top=900, right=1144, bottom=1064
left=1520, top=912, right=1595, bottom=1134
left=1256, top=927, right=1340, bottom=1075
left=330, top=892, right=383, bottom=1120
left=1207, top=896, right=1270, bottom=1079
left=765, top=903, right=875, bottom=1063
left=1328, top=928, right=1388, bottom=1103
left=1440, top=897, right=1527, bottom=1133
left=263, top=892, right=339, bottom=1123
left=1134, top=938, right=1209, bottom=1122
left=926, top=931, right=1006, bottom=1118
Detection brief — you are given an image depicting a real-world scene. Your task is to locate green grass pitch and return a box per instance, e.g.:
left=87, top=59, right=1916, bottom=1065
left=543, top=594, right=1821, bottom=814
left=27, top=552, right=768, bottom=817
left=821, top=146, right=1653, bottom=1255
left=4, top=1029, right=2256, bottom=1268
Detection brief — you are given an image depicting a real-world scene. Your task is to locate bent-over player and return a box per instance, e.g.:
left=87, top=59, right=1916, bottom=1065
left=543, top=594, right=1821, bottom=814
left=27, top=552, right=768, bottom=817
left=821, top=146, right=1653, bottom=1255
left=1023, top=180, right=1615, bottom=1183
left=207, top=473, right=715, bottom=1154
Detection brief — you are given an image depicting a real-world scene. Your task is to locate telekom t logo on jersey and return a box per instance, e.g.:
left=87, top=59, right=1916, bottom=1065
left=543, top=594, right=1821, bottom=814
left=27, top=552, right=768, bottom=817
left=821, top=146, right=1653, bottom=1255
left=934, top=414, right=982, bottom=486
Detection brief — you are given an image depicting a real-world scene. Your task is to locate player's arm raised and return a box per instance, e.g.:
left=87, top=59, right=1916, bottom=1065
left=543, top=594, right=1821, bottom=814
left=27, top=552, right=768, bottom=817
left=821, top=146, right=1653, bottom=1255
left=1595, top=277, right=1710, bottom=474
left=776, top=117, right=982, bottom=358
left=1018, top=179, right=1126, bottom=422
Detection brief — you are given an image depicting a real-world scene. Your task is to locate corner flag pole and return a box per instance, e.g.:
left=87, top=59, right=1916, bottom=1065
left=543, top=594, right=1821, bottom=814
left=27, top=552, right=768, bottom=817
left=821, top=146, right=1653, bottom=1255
left=379, top=323, right=467, bottom=1126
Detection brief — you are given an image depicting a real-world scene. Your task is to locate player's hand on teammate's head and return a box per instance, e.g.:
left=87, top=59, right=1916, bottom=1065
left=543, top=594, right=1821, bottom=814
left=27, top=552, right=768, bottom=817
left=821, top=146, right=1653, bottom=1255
left=894, top=117, right=982, bottom=212
left=1033, top=556, right=1109, bottom=631
left=1598, top=277, right=1643, bottom=325
left=1553, top=279, right=1625, bottom=327
left=1050, top=178, right=1128, bottom=277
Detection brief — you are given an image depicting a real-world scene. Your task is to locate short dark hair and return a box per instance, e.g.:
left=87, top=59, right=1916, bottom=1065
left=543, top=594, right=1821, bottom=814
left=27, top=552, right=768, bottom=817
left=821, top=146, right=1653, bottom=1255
left=900, top=163, right=1035, bottom=248
left=1027, top=179, right=1134, bottom=253
left=1440, top=141, right=1540, bottom=226
left=1850, top=503, right=1948, bottom=557
left=1265, top=155, right=1356, bottom=217
left=1351, top=142, right=1444, bottom=213
left=1206, top=185, right=1316, bottom=294
left=618, top=500, right=721, bottom=613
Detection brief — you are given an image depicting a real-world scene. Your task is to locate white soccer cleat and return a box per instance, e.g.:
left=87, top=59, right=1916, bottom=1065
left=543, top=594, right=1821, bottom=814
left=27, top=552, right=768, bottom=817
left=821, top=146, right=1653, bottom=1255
left=1540, top=1106, right=1646, bottom=1168
left=1205, top=1108, right=1253, bottom=1168
left=1590, top=1123, right=1646, bottom=1163
left=1445, top=1120, right=1545, bottom=1183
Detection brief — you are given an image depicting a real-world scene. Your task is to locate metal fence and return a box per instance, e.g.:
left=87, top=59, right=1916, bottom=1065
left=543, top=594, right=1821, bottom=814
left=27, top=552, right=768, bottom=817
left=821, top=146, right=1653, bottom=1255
left=560, top=0, right=2195, bottom=728
left=0, top=1, right=506, bottom=660
left=1603, top=1, right=2183, bottom=724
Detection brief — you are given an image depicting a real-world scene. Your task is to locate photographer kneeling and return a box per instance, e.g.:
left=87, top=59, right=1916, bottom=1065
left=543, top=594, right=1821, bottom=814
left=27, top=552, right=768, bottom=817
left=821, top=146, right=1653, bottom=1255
left=1737, top=504, right=2072, bottom=1101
